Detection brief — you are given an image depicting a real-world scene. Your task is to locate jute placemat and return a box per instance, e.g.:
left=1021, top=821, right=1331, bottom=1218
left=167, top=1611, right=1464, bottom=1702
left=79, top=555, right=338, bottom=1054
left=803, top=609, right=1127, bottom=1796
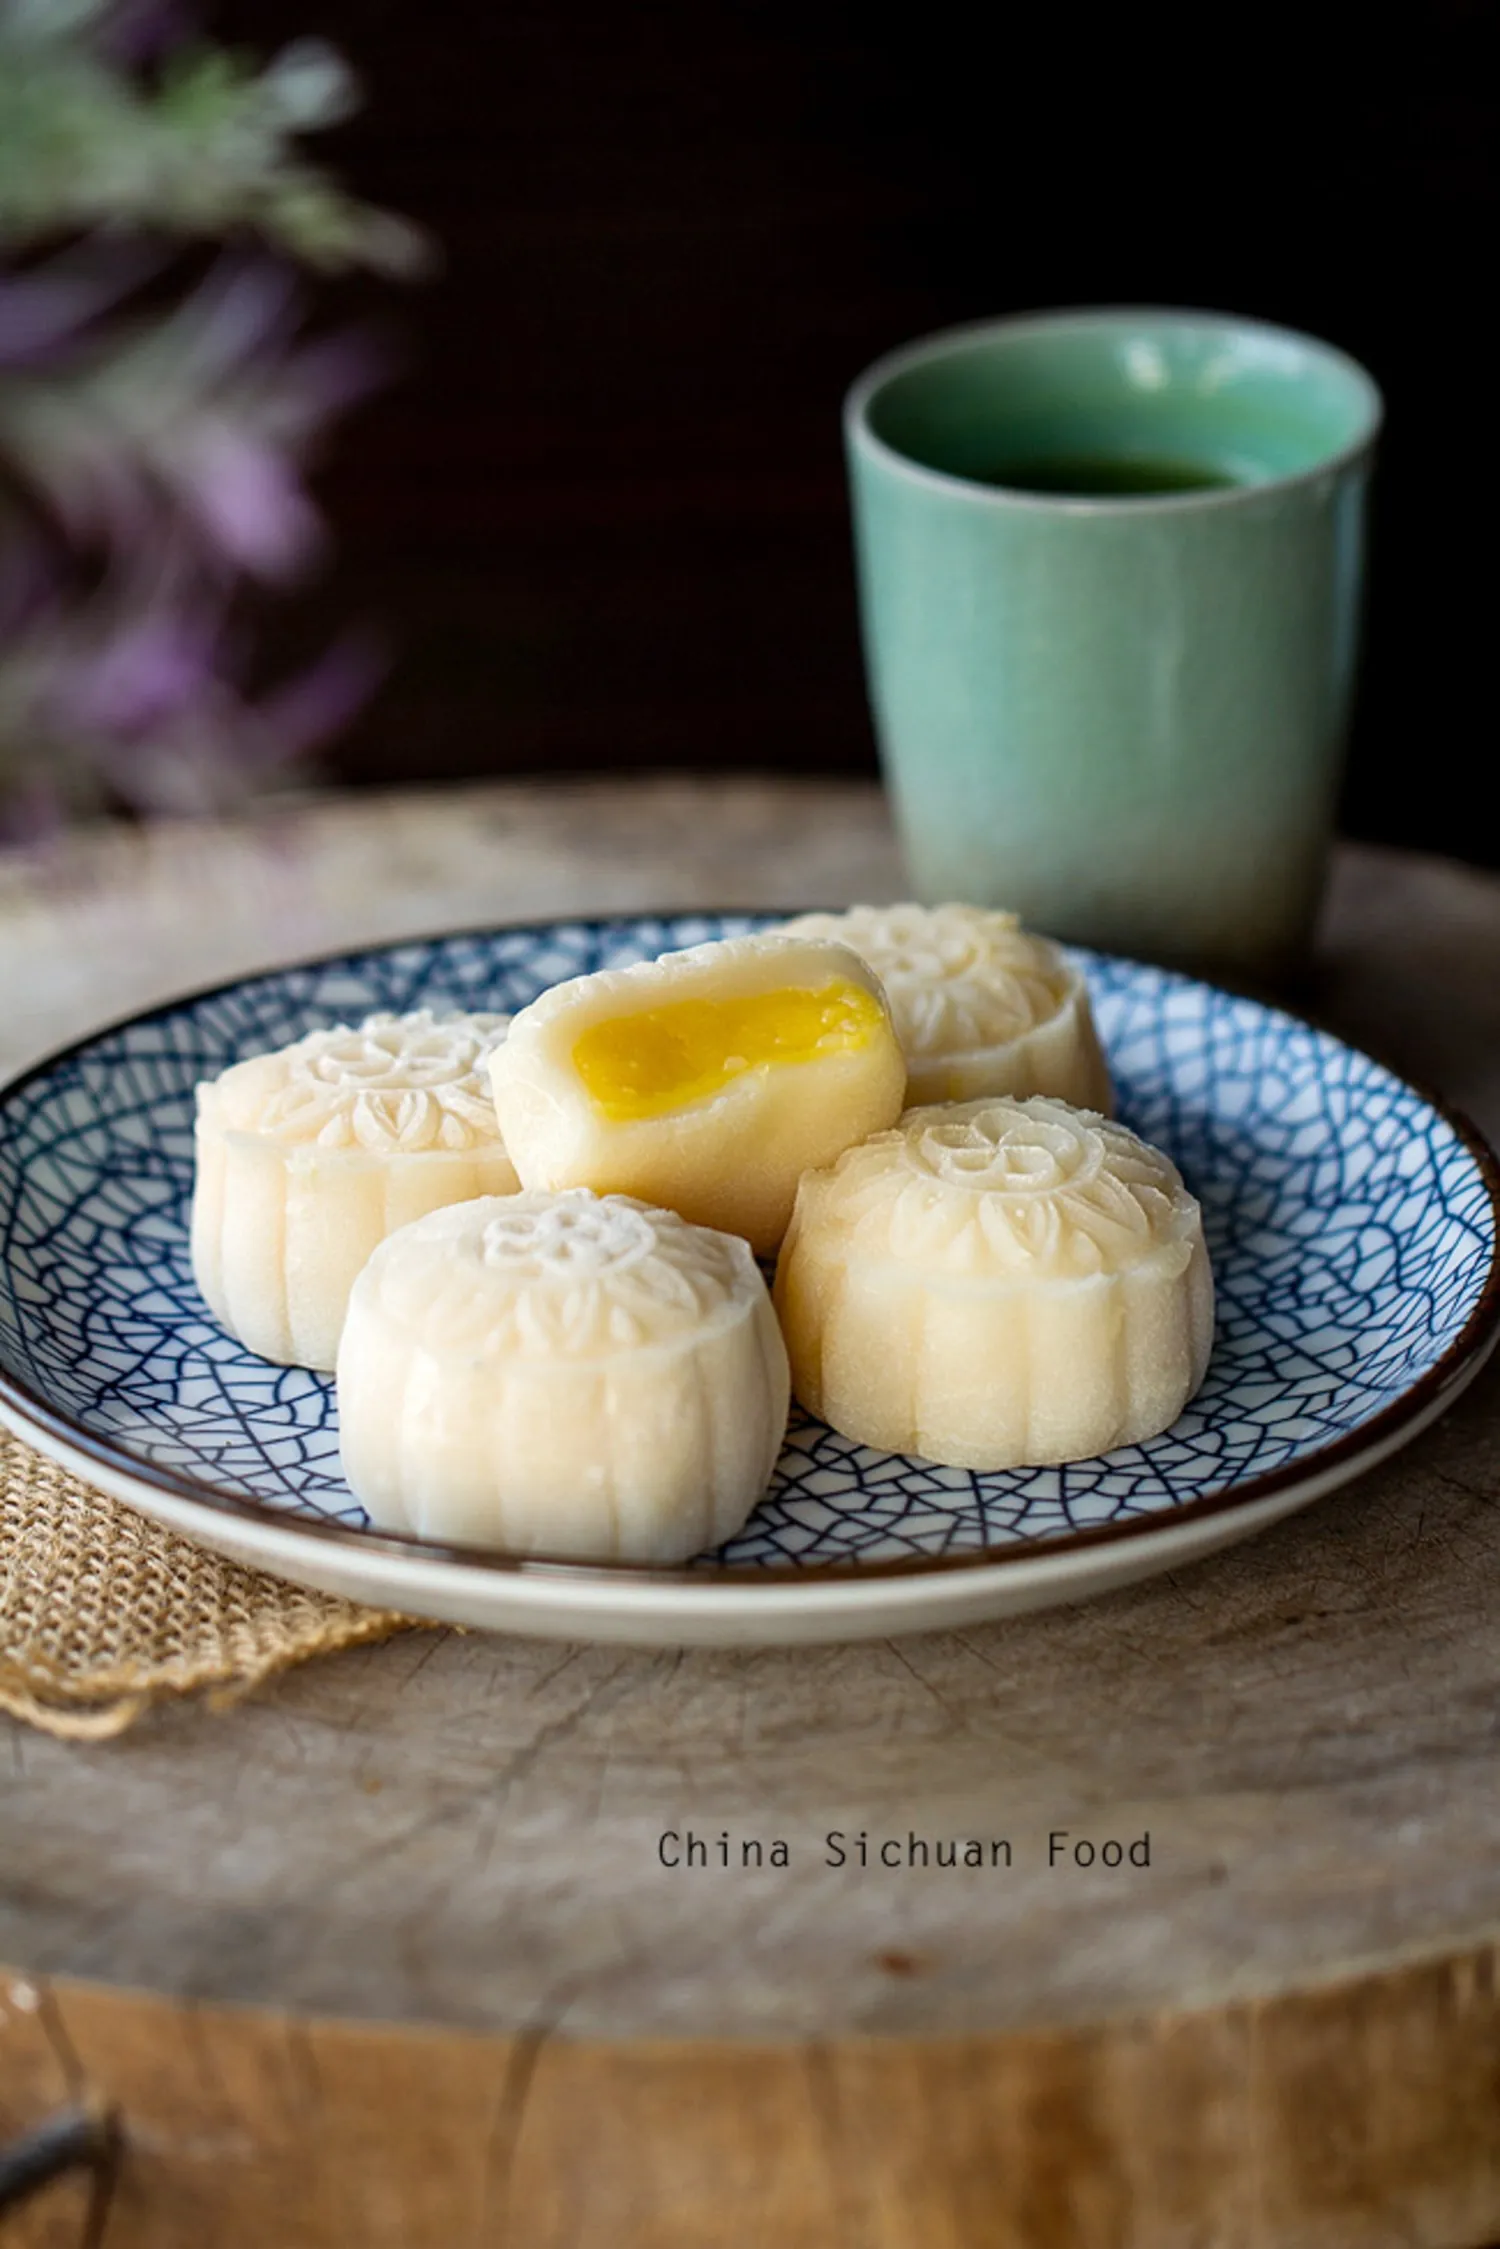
left=0, top=1426, right=416, bottom=1740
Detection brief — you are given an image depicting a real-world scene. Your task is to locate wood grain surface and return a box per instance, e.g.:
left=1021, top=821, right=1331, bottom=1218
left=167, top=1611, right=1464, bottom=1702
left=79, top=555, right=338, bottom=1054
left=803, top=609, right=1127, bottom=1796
left=3, top=784, right=1499, bottom=2245
left=3, top=1948, right=1499, bottom=2247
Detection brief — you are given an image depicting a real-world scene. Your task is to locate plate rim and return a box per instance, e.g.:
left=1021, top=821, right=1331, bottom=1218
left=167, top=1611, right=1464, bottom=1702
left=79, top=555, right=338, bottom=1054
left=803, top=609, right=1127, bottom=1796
left=3, top=908, right=1498, bottom=1596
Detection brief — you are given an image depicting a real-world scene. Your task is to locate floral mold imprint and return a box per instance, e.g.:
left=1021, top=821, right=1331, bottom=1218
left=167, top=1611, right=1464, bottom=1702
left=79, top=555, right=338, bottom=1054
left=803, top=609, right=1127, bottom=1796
left=337, top=1189, right=791, bottom=1559
left=191, top=1009, right=518, bottom=1371
left=775, top=903, right=1113, bottom=1111
left=775, top=1094, right=1214, bottom=1469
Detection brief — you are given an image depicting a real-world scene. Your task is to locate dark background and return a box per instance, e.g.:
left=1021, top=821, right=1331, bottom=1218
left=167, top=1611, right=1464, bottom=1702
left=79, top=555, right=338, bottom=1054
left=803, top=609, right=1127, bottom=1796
left=227, top=0, right=1497, bottom=865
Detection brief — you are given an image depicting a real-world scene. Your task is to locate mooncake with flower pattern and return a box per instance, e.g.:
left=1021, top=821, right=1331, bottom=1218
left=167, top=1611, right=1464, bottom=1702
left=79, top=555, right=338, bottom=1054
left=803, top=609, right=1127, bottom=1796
left=337, top=1190, right=789, bottom=1558
left=774, top=1095, right=1213, bottom=1468
left=192, top=1010, right=517, bottom=1370
left=776, top=903, right=1111, bottom=1111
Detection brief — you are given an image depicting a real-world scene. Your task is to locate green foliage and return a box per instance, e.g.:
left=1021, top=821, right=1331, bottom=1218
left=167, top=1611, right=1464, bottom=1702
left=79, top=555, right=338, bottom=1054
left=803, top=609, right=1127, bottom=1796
left=0, top=0, right=431, bottom=272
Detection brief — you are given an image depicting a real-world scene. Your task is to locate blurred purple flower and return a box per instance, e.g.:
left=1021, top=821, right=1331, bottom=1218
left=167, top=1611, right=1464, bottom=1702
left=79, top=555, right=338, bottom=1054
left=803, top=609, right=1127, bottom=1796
left=48, top=594, right=221, bottom=742
left=94, top=0, right=190, bottom=67
left=2, top=251, right=386, bottom=582
left=0, top=245, right=162, bottom=368
left=1, top=512, right=386, bottom=825
left=164, top=418, right=326, bottom=578
left=15, top=546, right=386, bottom=809
left=252, top=633, right=385, bottom=766
left=0, top=3, right=417, bottom=832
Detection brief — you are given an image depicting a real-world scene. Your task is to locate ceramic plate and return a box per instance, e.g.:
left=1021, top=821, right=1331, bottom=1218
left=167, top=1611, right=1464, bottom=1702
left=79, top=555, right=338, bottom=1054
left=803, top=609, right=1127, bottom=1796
left=2, top=913, right=1497, bottom=1645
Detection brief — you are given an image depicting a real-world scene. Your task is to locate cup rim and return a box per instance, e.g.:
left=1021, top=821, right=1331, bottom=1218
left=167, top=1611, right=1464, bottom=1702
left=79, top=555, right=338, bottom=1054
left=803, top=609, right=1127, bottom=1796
left=844, top=304, right=1385, bottom=513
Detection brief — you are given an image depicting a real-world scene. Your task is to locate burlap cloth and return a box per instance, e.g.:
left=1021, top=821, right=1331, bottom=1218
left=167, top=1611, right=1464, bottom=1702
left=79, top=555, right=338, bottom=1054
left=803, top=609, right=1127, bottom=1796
left=0, top=1426, right=414, bottom=1739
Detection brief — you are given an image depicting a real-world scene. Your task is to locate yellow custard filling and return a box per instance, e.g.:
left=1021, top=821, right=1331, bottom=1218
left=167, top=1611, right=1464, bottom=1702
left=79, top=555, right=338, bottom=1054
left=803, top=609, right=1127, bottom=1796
left=572, top=980, right=885, bottom=1122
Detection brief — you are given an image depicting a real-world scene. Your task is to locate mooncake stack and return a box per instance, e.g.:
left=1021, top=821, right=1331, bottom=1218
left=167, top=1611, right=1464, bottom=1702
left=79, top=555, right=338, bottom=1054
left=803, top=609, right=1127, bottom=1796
left=190, top=910, right=1214, bottom=1561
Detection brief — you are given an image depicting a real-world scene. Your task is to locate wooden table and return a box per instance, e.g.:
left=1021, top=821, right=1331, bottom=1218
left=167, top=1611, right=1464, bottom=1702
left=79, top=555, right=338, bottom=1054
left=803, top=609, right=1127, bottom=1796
left=3, top=782, right=1499, bottom=2248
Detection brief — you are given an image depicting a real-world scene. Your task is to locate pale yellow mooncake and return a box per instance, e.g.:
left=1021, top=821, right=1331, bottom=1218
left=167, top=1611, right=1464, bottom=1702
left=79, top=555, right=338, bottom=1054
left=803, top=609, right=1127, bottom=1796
left=337, top=1190, right=790, bottom=1559
left=488, top=933, right=907, bottom=1255
left=192, top=1009, right=517, bottom=1371
left=776, top=903, right=1112, bottom=1111
left=775, top=1096, right=1213, bottom=1469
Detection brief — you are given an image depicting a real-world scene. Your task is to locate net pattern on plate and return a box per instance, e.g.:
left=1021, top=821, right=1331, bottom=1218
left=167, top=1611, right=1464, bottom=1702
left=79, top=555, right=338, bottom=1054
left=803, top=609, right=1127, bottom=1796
left=0, top=916, right=1493, bottom=1569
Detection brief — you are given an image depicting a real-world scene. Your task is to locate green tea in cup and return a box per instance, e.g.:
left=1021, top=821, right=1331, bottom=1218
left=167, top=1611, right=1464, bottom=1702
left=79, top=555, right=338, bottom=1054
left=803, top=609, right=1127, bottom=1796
left=845, top=308, right=1383, bottom=977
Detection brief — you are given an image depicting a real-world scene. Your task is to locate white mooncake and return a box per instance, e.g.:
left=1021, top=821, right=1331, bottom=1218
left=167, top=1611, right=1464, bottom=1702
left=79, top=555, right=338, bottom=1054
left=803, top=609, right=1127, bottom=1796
left=775, top=903, right=1112, bottom=1111
left=337, top=1190, right=790, bottom=1559
left=775, top=1096, right=1213, bottom=1469
left=488, top=933, right=907, bottom=1255
left=192, top=1009, right=518, bottom=1371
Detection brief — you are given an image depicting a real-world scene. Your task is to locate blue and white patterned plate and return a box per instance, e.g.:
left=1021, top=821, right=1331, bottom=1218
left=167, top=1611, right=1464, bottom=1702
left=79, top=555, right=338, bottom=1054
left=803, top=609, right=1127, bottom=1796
left=2, top=913, right=1497, bottom=1646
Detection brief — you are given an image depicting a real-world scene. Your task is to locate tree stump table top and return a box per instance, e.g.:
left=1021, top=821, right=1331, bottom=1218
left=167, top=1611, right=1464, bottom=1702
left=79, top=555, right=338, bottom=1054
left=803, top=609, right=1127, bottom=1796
left=3, top=781, right=1499, bottom=2248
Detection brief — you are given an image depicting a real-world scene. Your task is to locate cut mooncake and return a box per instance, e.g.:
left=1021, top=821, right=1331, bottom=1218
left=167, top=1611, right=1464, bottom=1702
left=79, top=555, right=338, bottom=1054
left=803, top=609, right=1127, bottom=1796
left=488, top=933, right=907, bottom=1255
left=774, top=1095, right=1213, bottom=1468
left=337, top=1189, right=790, bottom=1559
left=775, top=903, right=1112, bottom=1111
left=192, top=1009, right=517, bottom=1371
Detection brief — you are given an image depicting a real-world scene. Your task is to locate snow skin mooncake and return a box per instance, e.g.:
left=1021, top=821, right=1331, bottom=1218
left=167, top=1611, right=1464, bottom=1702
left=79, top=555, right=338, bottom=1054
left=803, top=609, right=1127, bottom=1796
left=774, top=1096, right=1213, bottom=1468
left=775, top=903, right=1112, bottom=1111
left=488, top=933, right=907, bottom=1255
left=192, top=1010, right=517, bottom=1371
left=337, top=1190, right=790, bottom=1559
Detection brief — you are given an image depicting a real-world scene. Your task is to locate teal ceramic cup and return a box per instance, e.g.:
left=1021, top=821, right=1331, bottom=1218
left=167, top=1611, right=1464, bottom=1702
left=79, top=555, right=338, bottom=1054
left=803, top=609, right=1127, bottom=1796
left=845, top=308, right=1383, bottom=977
